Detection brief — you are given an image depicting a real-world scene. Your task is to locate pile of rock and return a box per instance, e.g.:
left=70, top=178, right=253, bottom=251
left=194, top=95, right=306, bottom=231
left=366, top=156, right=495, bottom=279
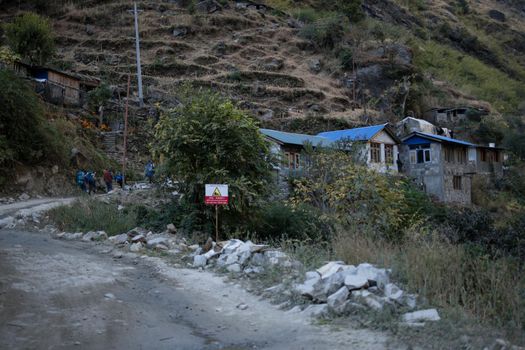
left=290, top=261, right=439, bottom=324
left=191, top=239, right=295, bottom=275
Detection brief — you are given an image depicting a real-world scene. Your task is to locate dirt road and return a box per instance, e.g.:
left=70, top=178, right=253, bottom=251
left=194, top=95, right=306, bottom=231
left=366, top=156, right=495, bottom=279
left=0, top=227, right=402, bottom=350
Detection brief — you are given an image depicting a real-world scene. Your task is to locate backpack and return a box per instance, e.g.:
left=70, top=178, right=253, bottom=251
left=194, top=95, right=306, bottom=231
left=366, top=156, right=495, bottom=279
left=76, top=171, right=85, bottom=185
left=85, top=172, right=94, bottom=184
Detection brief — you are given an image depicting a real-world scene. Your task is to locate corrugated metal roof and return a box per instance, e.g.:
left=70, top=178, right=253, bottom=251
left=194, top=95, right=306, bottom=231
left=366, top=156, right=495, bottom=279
left=403, top=132, right=476, bottom=147
left=260, top=128, right=331, bottom=147
left=316, top=123, right=388, bottom=142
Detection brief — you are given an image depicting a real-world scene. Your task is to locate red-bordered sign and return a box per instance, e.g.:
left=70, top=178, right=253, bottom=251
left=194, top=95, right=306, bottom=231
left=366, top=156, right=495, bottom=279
left=205, top=184, right=229, bottom=205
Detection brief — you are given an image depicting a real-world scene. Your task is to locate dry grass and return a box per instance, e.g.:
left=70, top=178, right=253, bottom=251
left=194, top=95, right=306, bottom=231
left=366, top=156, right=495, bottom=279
left=333, top=226, right=524, bottom=337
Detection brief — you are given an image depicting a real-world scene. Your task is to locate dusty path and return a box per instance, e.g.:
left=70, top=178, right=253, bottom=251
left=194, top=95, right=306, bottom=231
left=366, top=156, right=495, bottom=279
left=0, top=197, right=75, bottom=218
left=0, top=229, right=400, bottom=350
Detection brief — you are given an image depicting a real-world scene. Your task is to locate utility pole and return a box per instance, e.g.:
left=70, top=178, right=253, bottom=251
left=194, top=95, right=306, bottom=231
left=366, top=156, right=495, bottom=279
left=131, top=2, right=144, bottom=107
left=122, top=74, right=130, bottom=183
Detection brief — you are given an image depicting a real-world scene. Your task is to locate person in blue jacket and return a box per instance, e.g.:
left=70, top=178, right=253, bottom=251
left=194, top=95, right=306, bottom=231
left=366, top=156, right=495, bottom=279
left=144, top=160, right=155, bottom=183
left=76, top=169, right=86, bottom=192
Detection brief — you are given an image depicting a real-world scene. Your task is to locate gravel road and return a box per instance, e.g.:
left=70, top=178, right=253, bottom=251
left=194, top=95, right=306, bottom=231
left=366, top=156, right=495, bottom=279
left=0, top=227, right=402, bottom=350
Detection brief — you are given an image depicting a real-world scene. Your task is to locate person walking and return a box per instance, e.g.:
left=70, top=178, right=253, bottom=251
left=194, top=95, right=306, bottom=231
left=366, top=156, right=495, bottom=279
left=76, top=169, right=86, bottom=192
left=103, top=169, right=113, bottom=193
left=85, top=171, right=96, bottom=195
left=115, top=172, right=124, bottom=189
left=144, top=160, right=155, bottom=183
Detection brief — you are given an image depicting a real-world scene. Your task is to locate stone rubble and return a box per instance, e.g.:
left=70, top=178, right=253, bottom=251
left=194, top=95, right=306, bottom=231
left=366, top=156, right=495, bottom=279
left=51, top=224, right=440, bottom=325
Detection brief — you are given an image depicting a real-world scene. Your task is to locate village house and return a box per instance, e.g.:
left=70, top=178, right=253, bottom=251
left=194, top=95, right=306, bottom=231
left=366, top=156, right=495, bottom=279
left=317, top=123, right=401, bottom=174
left=259, top=128, right=331, bottom=175
left=399, top=132, right=481, bottom=204
left=424, top=106, right=489, bottom=125
left=8, top=61, right=99, bottom=106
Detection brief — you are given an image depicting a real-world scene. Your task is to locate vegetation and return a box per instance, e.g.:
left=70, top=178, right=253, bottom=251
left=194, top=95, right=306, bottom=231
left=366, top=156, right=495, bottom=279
left=0, top=69, right=67, bottom=169
left=48, top=198, right=138, bottom=236
left=299, top=15, right=347, bottom=49
left=4, top=12, right=55, bottom=65
left=87, top=83, right=111, bottom=113
left=152, top=87, right=274, bottom=232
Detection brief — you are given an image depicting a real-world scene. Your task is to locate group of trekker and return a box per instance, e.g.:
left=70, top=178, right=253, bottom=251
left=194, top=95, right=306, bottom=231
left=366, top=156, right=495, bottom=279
left=75, top=169, right=123, bottom=194
left=75, top=161, right=155, bottom=194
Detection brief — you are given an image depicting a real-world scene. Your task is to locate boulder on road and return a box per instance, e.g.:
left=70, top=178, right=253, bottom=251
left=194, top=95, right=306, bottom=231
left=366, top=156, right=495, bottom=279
left=166, top=223, right=177, bottom=234
left=129, top=242, right=143, bottom=252
left=316, top=261, right=346, bottom=279
left=109, top=233, right=129, bottom=245
left=344, top=274, right=369, bottom=291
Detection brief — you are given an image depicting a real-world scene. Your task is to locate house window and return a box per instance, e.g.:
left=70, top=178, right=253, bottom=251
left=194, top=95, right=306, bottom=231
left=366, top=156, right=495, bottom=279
left=294, top=153, right=300, bottom=169
left=385, top=145, right=394, bottom=164
left=453, top=176, right=462, bottom=190
left=480, top=149, right=487, bottom=162
left=409, top=145, right=431, bottom=164
left=456, top=148, right=466, bottom=164
left=370, top=143, right=381, bottom=163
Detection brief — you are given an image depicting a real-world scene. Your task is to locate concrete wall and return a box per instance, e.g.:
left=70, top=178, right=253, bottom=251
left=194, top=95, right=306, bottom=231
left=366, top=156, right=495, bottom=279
left=399, top=143, right=444, bottom=201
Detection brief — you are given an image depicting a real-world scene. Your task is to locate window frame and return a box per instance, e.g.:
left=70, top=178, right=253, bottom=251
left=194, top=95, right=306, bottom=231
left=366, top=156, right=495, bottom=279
left=453, top=175, right=462, bottom=190
left=385, top=144, right=394, bottom=164
left=370, top=142, right=381, bottom=163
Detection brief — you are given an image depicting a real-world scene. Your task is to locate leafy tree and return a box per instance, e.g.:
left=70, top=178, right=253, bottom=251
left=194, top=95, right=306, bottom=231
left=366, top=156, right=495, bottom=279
left=0, top=69, right=65, bottom=167
left=87, top=83, right=112, bottom=112
left=151, top=88, right=273, bottom=225
left=4, top=12, right=55, bottom=65
left=299, top=15, right=347, bottom=49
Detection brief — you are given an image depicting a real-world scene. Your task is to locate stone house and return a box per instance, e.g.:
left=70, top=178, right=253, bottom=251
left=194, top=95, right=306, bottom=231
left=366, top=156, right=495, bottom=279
left=400, top=132, right=480, bottom=204
left=424, top=106, right=489, bottom=124
left=260, top=128, right=331, bottom=175
left=317, top=124, right=401, bottom=174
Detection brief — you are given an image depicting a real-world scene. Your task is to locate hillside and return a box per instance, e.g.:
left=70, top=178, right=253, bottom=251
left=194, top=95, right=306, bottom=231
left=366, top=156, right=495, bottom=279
left=1, top=0, right=523, bottom=135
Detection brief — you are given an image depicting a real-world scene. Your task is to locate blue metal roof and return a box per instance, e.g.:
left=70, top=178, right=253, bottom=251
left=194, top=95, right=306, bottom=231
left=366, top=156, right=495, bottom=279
left=403, top=132, right=476, bottom=147
left=316, top=124, right=388, bottom=142
left=260, top=128, right=331, bottom=147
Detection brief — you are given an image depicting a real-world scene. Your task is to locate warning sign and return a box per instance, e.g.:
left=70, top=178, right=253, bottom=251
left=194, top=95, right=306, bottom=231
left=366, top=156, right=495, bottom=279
left=205, top=184, right=229, bottom=205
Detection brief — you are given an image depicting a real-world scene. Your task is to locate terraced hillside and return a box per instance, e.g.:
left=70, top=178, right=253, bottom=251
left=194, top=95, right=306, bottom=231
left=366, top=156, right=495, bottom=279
left=1, top=0, right=524, bottom=132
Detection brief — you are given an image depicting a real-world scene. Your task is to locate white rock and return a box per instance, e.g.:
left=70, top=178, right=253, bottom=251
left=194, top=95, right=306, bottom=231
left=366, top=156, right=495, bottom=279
left=131, top=234, right=145, bottom=243
left=146, top=236, right=168, bottom=248
left=64, top=232, right=83, bottom=240
left=166, top=223, right=177, bottom=233
left=327, top=286, right=350, bottom=313
left=344, top=274, right=369, bottom=290
left=82, top=231, right=97, bottom=241
left=403, top=294, right=417, bottom=309
left=353, top=290, right=385, bottom=310
left=250, top=253, right=267, bottom=266
left=0, top=216, right=15, bottom=229
left=384, top=283, right=404, bottom=302
left=129, top=242, right=143, bottom=252
left=294, top=274, right=321, bottom=297
left=305, top=271, right=320, bottom=280
left=204, top=249, right=220, bottom=259
left=402, top=309, right=440, bottom=323
left=236, top=303, right=249, bottom=310
left=221, top=239, right=243, bottom=255
left=302, top=304, right=328, bottom=318
left=316, top=261, right=346, bottom=279
left=104, top=293, right=115, bottom=299
left=356, top=263, right=389, bottom=288
left=193, top=254, right=207, bottom=267
left=109, top=233, right=129, bottom=245
left=264, top=250, right=290, bottom=266
left=226, top=263, right=241, bottom=273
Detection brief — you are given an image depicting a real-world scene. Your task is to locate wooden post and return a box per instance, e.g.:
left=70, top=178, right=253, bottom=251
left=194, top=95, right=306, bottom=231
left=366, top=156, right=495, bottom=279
left=215, top=205, right=219, bottom=242
left=122, top=74, right=130, bottom=184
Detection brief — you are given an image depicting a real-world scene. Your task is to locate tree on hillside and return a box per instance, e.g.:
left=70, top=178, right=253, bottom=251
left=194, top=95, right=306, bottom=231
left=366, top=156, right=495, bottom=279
left=0, top=69, right=65, bottom=168
left=4, top=12, right=55, bottom=65
left=151, top=88, right=274, bottom=222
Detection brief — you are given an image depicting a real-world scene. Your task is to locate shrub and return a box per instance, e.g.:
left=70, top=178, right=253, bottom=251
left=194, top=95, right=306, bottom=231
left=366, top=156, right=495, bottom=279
left=0, top=69, right=67, bottom=168
left=249, top=202, right=331, bottom=241
left=299, top=15, right=346, bottom=49
left=335, top=0, right=364, bottom=23
left=4, top=12, right=55, bottom=65
left=48, top=199, right=138, bottom=236
left=291, top=8, right=319, bottom=23
left=87, top=83, right=112, bottom=112
left=338, top=47, right=353, bottom=70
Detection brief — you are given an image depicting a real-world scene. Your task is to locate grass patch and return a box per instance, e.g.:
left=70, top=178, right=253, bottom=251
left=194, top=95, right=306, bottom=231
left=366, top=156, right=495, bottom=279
left=48, top=198, right=138, bottom=236
left=412, top=39, right=523, bottom=112
left=332, top=227, right=525, bottom=342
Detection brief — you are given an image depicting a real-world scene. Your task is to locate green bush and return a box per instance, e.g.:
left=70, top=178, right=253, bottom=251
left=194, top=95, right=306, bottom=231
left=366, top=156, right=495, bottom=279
left=4, top=12, right=55, bottom=65
left=299, top=15, right=346, bottom=49
left=338, top=47, right=353, bottom=70
left=291, top=8, right=320, bottom=23
left=249, top=202, right=331, bottom=241
left=87, top=83, right=111, bottom=112
left=335, top=0, right=364, bottom=22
